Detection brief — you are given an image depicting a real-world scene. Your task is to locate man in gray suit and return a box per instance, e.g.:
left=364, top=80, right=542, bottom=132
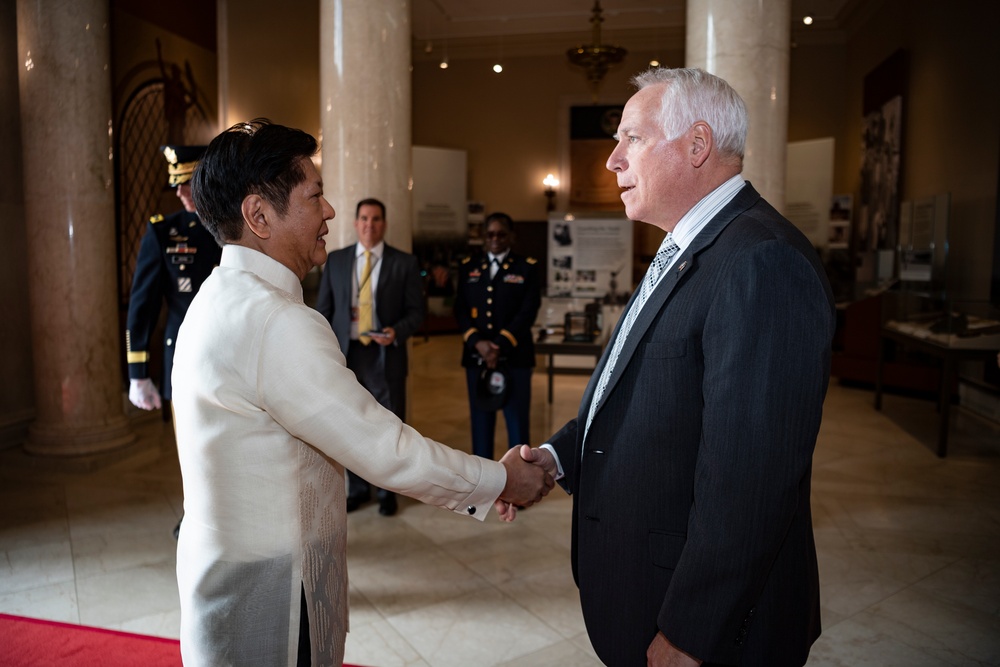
left=516, top=68, right=835, bottom=666
left=315, top=198, right=425, bottom=516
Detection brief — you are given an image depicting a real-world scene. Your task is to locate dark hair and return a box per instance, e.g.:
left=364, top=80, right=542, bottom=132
left=485, top=211, right=514, bottom=233
left=192, top=118, right=318, bottom=245
left=355, top=198, right=386, bottom=220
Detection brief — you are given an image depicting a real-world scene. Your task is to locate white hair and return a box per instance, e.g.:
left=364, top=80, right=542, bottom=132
left=632, top=67, right=748, bottom=161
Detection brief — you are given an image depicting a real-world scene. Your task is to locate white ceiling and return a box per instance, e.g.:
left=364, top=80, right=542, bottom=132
left=411, top=0, right=858, bottom=60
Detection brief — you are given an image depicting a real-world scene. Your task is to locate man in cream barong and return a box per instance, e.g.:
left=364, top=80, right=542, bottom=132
left=172, top=119, right=552, bottom=667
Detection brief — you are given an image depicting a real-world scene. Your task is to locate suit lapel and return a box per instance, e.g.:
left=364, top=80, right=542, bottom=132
left=575, top=283, right=642, bottom=424
left=376, top=245, right=393, bottom=304
left=590, top=184, right=761, bottom=419
left=336, top=244, right=356, bottom=305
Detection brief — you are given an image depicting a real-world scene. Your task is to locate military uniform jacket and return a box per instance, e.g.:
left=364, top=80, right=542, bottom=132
left=455, top=251, right=541, bottom=368
left=126, top=209, right=222, bottom=400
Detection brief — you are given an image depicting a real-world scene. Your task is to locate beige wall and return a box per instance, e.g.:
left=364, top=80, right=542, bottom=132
left=220, top=0, right=320, bottom=139
left=413, top=47, right=683, bottom=224
left=788, top=41, right=850, bottom=191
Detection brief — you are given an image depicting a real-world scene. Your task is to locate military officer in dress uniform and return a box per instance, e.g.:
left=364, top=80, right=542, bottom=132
left=126, top=145, right=221, bottom=413
left=455, top=212, right=541, bottom=460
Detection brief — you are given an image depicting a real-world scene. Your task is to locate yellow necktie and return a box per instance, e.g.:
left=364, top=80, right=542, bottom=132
left=358, top=250, right=373, bottom=345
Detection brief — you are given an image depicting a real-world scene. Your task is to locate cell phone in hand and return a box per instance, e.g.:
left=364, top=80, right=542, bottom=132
left=364, top=330, right=389, bottom=338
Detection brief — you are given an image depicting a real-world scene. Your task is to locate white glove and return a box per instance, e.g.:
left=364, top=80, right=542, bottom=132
left=129, top=378, right=162, bottom=410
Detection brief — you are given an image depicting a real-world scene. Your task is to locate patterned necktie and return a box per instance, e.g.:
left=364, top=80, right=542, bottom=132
left=358, top=250, right=374, bottom=345
left=585, top=233, right=680, bottom=437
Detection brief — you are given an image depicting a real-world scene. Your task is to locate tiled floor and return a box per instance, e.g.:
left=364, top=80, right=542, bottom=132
left=2, top=334, right=999, bottom=666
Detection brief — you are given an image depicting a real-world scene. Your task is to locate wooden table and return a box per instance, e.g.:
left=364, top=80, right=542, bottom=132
left=535, top=339, right=604, bottom=403
left=875, top=326, right=999, bottom=457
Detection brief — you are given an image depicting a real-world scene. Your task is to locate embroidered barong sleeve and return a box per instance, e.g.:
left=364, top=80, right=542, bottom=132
left=258, top=300, right=505, bottom=513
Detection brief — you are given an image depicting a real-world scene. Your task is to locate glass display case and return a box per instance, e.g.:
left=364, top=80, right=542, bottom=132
left=876, top=288, right=1000, bottom=456
left=882, top=290, right=1000, bottom=350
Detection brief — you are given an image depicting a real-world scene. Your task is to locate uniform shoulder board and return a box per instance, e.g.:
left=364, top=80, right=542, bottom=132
left=149, top=213, right=164, bottom=224
left=461, top=256, right=471, bottom=264
left=526, top=257, right=538, bottom=264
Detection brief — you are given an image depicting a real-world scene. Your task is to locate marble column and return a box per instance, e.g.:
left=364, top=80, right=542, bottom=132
left=319, top=0, right=413, bottom=251
left=686, top=0, right=791, bottom=211
left=17, top=0, right=135, bottom=456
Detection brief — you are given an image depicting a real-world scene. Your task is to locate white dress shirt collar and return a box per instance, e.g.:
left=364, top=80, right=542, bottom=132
left=356, top=241, right=385, bottom=260
left=669, top=174, right=746, bottom=252
left=221, top=244, right=303, bottom=302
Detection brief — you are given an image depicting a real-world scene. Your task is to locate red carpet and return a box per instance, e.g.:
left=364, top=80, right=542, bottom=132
left=0, top=613, right=370, bottom=666
left=0, top=613, right=181, bottom=666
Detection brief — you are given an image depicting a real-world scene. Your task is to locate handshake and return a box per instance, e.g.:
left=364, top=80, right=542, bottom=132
left=494, top=445, right=559, bottom=522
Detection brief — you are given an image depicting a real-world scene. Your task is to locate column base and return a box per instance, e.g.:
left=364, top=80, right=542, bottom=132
left=24, top=416, right=137, bottom=459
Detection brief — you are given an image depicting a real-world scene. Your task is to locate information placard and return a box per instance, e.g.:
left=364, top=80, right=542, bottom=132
left=547, top=214, right=632, bottom=300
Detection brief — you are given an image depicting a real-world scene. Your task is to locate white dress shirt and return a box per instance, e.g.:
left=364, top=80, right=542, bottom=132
left=488, top=250, right=509, bottom=279
left=172, top=245, right=505, bottom=666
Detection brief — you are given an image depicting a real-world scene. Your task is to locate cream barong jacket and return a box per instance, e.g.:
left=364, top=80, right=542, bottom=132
left=172, top=245, right=506, bottom=666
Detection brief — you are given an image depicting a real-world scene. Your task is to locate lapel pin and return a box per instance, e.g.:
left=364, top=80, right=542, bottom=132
left=677, top=261, right=688, bottom=272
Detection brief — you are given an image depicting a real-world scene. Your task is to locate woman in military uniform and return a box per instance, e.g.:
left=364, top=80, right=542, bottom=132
left=455, top=212, right=541, bottom=460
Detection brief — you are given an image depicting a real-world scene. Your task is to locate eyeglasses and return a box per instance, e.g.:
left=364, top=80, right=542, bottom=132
left=485, top=231, right=509, bottom=239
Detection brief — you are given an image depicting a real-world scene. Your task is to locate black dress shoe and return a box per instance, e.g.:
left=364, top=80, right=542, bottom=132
left=378, top=494, right=397, bottom=517
left=346, top=491, right=370, bottom=513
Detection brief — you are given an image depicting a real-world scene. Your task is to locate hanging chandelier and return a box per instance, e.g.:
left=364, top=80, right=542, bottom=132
left=566, top=1, right=627, bottom=99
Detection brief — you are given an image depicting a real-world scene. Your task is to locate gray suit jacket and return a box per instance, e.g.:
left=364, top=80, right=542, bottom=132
left=314, top=243, right=425, bottom=389
left=548, top=183, right=835, bottom=666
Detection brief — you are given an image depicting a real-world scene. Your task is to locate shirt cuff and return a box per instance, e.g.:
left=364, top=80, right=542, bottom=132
left=453, top=458, right=507, bottom=521
left=539, top=443, right=566, bottom=481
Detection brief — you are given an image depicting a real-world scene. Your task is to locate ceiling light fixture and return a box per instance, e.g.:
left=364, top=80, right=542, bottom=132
left=430, top=1, right=451, bottom=72
left=567, top=1, right=627, bottom=100
left=802, top=14, right=814, bottom=25
left=493, top=30, right=504, bottom=74
left=439, top=15, right=449, bottom=69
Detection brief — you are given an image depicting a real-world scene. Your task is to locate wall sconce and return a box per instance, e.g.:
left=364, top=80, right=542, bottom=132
left=543, top=173, right=560, bottom=212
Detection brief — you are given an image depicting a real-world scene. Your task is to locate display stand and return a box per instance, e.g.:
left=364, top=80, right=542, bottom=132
left=875, top=291, right=1000, bottom=456
left=875, top=327, right=999, bottom=457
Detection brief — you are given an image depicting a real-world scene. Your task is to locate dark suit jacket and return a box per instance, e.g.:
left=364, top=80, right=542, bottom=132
left=314, top=243, right=425, bottom=390
left=126, top=210, right=221, bottom=400
left=548, top=183, right=835, bottom=666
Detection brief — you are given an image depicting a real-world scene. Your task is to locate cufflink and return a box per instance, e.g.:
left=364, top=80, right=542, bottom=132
left=466, top=505, right=476, bottom=515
